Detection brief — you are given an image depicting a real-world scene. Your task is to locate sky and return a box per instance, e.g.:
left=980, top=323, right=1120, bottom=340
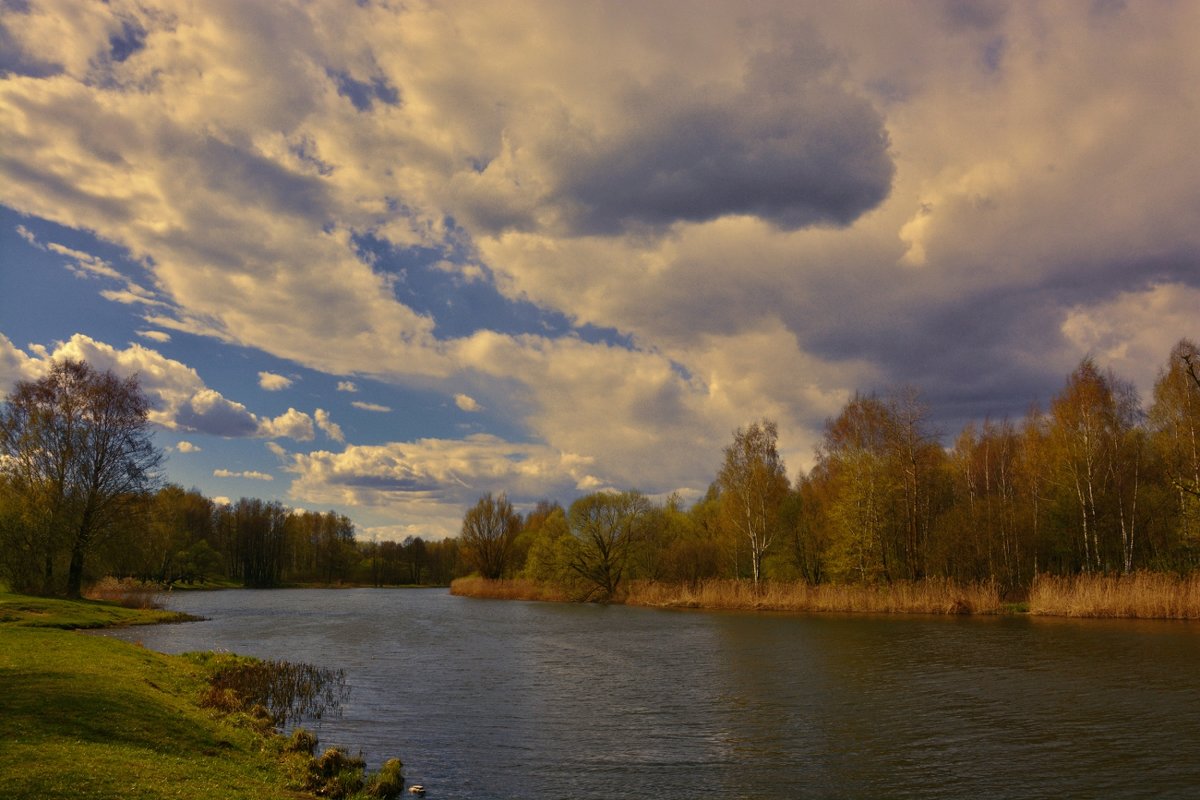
left=2, top=0, right=1198, bottom=541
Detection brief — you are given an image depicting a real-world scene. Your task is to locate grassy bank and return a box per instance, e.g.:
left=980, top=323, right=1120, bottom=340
left=451, top=576, right=1004, bottom=615
left=0, top=592, right=400, bottom=800
left=1028, top=571, right=1200, bottom=619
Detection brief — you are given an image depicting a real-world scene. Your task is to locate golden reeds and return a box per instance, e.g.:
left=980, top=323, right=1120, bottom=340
left=451, top=575, right=1002, bottom=615
left=1028, top=571, right=1200, bottom=619
left=623, top=577, right=1002, bottom=615
left=83, top=576, right=164, bottom=609
left=449, top=576, right=572, bottom=603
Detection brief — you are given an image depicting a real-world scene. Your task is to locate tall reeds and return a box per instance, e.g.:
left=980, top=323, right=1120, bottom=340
left=83, top=576, right=164, bottom=609
left=451, top=576, right=1002, bottom=615
left=1028, top=572, right=1200, bottom=619
left=449, top=576, right=571, bottom=603
left=623, top=577, right=1002, bottom=615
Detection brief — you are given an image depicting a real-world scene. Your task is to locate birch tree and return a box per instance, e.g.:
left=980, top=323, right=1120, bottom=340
left=718, top=419, right=789, bottom=586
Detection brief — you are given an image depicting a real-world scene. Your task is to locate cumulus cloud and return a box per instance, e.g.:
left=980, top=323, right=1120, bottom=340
left=337, top=381, right=358, bottom=392
left=1, top=333, right=325, bottom=442
left=314, top=408, right=345, bottom=442
left=258, top=371, right=294, bottom=391
left=4, top=0, right=1200, bottom=529
left=214, top=469, right=274, bottom=481
left=284, top=434, right=601, bottom=535
left=257, top=408, right=316, bottom=441
left=174, top=441, right=202, bottom=453
left=454, top=393, right=482, bottom=412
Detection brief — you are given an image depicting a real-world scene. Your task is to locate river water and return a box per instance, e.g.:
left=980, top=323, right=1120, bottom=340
left=99, top=588, right=1200, bottom=798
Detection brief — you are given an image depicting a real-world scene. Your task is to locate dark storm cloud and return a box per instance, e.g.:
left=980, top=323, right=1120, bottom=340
left=533, top=38, right=894, bottom=235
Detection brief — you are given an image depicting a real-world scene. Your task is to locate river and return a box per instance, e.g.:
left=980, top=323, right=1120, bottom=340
left=99, top=588, right=1200, bottom=799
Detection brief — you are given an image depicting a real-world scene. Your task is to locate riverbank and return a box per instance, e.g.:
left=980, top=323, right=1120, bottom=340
left=0, top=592, right=400, bottom=800
left=451, top=572, right=1200, bottom=619
left=450, top=576, right=1005, bottom=615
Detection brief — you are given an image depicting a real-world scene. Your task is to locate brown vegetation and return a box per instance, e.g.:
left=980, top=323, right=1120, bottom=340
left=83, top=576, right=164, bottom=609
left=450, top=576, right=571, bottom=602
left=1028, top=572, right=1200, bottom=619
left=453, top=576, right=1002, bottom=615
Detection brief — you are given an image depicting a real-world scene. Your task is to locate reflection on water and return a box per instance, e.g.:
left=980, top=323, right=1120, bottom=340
left=99, top=589, right=1200, bottom=799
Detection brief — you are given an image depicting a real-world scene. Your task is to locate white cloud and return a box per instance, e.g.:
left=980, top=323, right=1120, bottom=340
left=174, top=441, right=202, bottom=453
left=137, top=330, right=172, bottom=343
left=1061, top=283, right=1200, bottom=398
left=454, top=393, right=482, bottom=412
left=214, top=469, right=274, bottom=481
left=1, top=333, right=322, bottom=442
left=4, top=1, right=1200, bottom=521
left=314, top=408, right=345, bottom=442
left=257, top=408, right=316, bottom=441
left=337, top=381, right=358, bottom=392
left=258, top=371, right=294, bottom=391
left=352, top=401, right=391, bottom=413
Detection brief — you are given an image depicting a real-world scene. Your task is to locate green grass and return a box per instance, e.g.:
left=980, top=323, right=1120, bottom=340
left=0, top=591, right=196, bottom=629
left=0, top=593, right=315, bottom=800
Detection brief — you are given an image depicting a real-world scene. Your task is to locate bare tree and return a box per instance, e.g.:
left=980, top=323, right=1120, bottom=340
left=461, top=492, right=521, bottom=579
left=0, top=359, right=162, bottom=597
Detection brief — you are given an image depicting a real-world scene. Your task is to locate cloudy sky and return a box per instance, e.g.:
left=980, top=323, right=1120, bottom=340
left=2, top=0, right=1198, bottom=540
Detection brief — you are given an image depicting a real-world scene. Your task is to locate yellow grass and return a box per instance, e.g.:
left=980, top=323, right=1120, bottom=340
left=450, top=576, right=571, bottom=603
left=1028, top=572, right=1200, bottom=619
left=451, top=575, right=1002, bottom=615
left=624, top=577, right=1002, bottom=615
left=83, top=576, right=164, bottom=609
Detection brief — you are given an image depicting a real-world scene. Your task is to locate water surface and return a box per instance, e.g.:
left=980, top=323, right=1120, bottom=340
left=101, top=588, right=1200, bottom=798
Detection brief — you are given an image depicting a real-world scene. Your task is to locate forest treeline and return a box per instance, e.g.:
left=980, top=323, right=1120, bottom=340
left=0, top=359, right=458, bottom=594
left=2, top=339, right=1198, bottom=599
left=456, top=339, right=1200, bottom=601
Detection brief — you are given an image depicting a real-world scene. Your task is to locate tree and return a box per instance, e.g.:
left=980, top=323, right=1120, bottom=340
left=717, top=419, right=789, bottom=586
left=461, top=492, right=521, bottom=579
left=567, top=490, right=651, bottom=601
left=0, top=359, right=162, bottom=597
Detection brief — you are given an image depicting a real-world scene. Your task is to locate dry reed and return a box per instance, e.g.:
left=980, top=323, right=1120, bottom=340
left=449, top=576, right=572, bottom=603
left=1028, top=572, right=1200, bottom=619
left=623, top=577, right=1002, bottom=615
left=451, top=575, right=1001, bottom=615
left=83, top=576, right=164, bottom=609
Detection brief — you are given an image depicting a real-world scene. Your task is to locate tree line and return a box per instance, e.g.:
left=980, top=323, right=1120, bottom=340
left=5, top=340, right=1198, bottom=599
left=0, top=359, right=459, bottom=595
left=457, top=339, right=1200, bottom=600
